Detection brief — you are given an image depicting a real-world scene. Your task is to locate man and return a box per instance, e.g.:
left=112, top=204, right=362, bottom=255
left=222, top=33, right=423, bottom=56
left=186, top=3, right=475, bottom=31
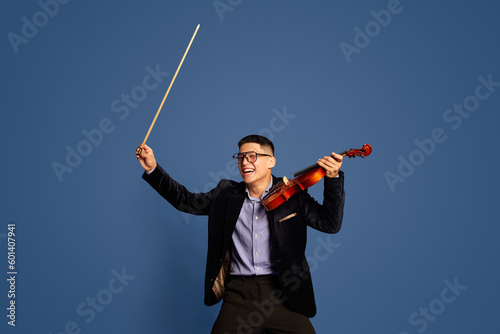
left=136, top=135, right=345, bottom=333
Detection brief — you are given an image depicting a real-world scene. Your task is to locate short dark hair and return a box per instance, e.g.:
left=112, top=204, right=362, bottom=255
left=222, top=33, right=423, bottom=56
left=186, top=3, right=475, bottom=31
left=238, top=135, right=274, bottom=155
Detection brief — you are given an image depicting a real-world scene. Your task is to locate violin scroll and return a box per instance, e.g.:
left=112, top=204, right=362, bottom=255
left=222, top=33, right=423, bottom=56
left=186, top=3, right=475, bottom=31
left=341, top=144, right=372, bottom=158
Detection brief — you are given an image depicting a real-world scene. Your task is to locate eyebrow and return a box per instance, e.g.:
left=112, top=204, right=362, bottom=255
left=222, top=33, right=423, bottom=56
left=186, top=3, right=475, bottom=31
left=238, top=151, right=268, bottom=155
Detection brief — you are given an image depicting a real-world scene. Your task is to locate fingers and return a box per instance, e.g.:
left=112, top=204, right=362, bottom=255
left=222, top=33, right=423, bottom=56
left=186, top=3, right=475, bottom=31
left=318, top=153, right=342, bottom=166
left=317, top=152, right=343, bottom=178
left=330, top=152, right=343, bottom=162
left=135, top=146, right=142, bottom=159
left=135, top=144, right=153, bottom=159
left=135, top=144, right=157, bottom=172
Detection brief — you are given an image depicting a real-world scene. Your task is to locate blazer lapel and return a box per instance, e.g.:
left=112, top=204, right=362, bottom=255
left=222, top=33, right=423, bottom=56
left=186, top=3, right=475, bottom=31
left=224, top=194, right=245, bottom=244
left=211, top=192, right=245, bottom=302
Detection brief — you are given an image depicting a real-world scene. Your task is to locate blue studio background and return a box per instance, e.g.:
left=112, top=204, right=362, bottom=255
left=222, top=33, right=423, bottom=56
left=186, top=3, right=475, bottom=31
left=1, top=0, right=499, bottom=333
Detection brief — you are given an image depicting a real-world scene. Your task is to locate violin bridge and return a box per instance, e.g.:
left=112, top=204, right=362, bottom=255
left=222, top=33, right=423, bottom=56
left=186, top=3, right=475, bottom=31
left=283, top=176, right=289, bottom=185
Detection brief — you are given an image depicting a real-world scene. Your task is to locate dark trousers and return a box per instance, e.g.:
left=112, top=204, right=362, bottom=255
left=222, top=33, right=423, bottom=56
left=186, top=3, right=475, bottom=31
left=211, top=275, right=316, bottom=334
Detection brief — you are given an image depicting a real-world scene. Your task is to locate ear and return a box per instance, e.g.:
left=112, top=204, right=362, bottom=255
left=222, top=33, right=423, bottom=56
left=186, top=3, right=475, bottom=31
left=268, top=156, right=276, bottom=169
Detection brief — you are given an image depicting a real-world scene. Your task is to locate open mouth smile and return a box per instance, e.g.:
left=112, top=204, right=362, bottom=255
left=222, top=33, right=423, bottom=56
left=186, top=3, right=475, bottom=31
left=242, top=168, right=255, bottom=175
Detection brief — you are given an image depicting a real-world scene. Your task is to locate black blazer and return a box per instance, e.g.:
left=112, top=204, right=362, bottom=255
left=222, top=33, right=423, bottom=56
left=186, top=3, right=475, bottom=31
left=143, top=164, right=345, bottom=317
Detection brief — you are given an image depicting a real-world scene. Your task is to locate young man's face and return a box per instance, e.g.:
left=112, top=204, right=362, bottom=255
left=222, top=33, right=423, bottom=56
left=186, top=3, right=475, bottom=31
left=237, top=143, right=275, bottom=186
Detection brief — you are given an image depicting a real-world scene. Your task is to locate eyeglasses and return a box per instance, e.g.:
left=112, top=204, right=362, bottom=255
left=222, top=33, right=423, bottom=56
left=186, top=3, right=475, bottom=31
left=232, top=151, right=272, bottom=164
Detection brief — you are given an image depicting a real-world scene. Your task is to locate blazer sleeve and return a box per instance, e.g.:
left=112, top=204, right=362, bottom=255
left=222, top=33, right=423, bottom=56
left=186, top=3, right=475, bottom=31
left=142, top=164, right=216, bottom=215
left=300, top=171, right=345, bottom=233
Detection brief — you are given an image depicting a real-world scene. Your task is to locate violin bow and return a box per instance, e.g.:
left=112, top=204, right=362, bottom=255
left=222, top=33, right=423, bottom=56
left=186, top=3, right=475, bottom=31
left=137, top=24, right=200, bottom=156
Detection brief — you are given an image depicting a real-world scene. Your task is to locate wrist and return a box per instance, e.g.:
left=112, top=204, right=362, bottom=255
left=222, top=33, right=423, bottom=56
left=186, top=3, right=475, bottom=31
left=146, top=164, right=157, bottom=174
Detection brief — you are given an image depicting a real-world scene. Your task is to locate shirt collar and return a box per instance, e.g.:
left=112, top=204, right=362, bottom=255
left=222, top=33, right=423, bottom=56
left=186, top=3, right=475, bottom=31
left=245, top=178, right=273, bottom=202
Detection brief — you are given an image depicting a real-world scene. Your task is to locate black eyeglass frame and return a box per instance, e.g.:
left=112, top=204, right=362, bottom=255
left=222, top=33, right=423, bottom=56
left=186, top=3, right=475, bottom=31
left=232, top=151, right=272, bottom=164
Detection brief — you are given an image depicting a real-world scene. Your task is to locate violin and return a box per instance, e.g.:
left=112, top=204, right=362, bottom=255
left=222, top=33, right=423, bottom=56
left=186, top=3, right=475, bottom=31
left=262, top=144, right=372, bottom=211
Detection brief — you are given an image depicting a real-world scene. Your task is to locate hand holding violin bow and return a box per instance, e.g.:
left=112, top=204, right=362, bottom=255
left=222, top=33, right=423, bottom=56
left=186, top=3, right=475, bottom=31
left=136, top=144, right=157, bottom=173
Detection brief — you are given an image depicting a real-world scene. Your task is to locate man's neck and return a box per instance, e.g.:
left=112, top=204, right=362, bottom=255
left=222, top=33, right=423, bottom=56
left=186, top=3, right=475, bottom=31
left=247, top=176, right=272, bottom=199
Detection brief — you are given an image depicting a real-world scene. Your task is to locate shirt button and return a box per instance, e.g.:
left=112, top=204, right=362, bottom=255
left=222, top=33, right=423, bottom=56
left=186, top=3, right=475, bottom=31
left=255, top=252, right=259, bottom=256
left=254, top=234, right=258, bottom=238
left=255, top=216, right=259, bottom=220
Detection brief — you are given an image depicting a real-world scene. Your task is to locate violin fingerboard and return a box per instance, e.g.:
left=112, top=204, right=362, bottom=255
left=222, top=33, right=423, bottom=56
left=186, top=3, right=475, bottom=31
left=267, top=182, right=283, bottom=196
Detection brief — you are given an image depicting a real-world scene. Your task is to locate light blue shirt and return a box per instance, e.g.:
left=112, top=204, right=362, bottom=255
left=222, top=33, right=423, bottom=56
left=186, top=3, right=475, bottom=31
left=230, top=178, right=278, bottom=276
